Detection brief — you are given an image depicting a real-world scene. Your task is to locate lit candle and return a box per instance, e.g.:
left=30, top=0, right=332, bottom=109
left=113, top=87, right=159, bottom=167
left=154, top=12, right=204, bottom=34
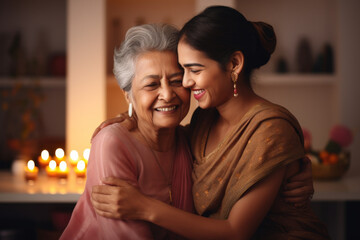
left=24, top=160, right=39, bottom=181
left=83, top=148, right=90, bottom=165
left=38, top=149, right=50, bottom=168
left=57, top=161, right=69, bottom=178
left=55, top=148, right=65, bottom=163
left=69, top=150, right=79, bottom=167
left=46, top=160, right=58, bottom=177
left=75, top=160, right=86, bottom=178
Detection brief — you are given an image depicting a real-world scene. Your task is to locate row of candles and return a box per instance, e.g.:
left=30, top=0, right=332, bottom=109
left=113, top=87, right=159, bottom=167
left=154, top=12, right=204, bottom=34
left=24, top=148, right=90, bottom=181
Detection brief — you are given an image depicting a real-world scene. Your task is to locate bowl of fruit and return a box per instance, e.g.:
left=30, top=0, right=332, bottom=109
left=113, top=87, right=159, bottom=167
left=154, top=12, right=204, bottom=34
left=304, top=125, right=353, bottom=180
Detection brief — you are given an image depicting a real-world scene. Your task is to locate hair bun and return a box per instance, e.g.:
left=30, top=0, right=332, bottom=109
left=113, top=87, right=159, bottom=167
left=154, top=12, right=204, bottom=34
left=251, top=21, right=276, bottom=55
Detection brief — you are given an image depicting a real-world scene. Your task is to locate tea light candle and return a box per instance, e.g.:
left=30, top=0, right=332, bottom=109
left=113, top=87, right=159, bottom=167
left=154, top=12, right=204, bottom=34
left=75, top=160, right=86, bottom=178
left=46, top=160, right=57, bottom=177
left=83, top=148, right=90, bottom=165
left=24, top=160, right=39, bottom=181
left=38, top=149, right=50, bottom=168
left=55, top=148, right=65, bottom=163
left=69, top=150, right=79, bottom=167
left=58, top=161, right=69, bottom=178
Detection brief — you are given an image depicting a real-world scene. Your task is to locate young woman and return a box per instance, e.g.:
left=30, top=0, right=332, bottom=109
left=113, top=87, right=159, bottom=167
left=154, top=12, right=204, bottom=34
left=91, top=6, right=328, bottom=239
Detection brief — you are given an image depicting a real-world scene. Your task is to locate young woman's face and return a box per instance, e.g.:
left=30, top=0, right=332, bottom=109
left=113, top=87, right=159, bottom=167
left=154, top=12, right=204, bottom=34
left=130, top=50, right=190, bottom=130
left=177, top=39, right=233, bottom=109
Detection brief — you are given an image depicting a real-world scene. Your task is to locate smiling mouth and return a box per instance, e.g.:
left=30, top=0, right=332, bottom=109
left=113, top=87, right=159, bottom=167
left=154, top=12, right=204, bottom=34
left=193, top=89, right=205, bottom=95
left=155, top=106, right=178, bottom=112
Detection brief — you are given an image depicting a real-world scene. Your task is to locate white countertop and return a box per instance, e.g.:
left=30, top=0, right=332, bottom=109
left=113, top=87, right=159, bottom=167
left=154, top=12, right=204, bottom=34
left=0, top=170, right=85, bottom=203
left=313, top=174, right=360, bottom=201
left=1, top=171, right=360, bottom=203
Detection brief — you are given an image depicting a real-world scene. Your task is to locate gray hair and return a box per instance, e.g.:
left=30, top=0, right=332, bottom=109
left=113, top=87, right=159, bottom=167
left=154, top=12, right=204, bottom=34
left=113, top=23, right=180, bottom=92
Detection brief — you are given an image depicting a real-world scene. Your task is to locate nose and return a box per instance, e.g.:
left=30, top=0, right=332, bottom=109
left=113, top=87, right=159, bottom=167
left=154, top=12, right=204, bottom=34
left=158, top=84, right=175, bottom=102
left=182, top=71, right=195, bottom=89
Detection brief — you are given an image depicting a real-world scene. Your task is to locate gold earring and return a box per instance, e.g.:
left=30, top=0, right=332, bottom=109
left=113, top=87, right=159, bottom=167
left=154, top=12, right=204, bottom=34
left=231, top=72, right=238, bottom=97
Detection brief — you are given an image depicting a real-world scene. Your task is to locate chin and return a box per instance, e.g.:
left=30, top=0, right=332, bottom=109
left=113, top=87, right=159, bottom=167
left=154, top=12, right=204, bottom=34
left=198, top=101, right=211, bottom=110
left=156, top=121, right=181, bottom=129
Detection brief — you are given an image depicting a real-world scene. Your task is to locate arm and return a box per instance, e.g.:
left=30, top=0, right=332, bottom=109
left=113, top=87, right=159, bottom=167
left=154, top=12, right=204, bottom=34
left=89, top=127, right=153, bottom=239
left=92, top=165, right=286, bottom=240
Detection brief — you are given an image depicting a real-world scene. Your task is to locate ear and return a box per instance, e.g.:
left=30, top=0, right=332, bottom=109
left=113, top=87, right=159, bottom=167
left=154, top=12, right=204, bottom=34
left=123, top=90, right=131, bottom=105
left=229, top=51, right=244, bottom=75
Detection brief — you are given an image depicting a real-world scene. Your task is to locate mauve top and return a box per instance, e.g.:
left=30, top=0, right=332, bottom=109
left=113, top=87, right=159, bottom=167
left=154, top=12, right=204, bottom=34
left=60, top=123, right=193, bottom=240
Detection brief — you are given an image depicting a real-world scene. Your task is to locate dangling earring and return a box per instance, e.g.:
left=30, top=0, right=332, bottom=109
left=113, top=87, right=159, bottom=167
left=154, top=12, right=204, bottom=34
left=128, top=103, right=133, bottom=117
left=231, top=71, right=238, bottom=97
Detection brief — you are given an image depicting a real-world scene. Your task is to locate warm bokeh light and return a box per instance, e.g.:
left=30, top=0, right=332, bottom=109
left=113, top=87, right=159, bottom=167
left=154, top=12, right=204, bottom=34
left=70, top=150, right=79, bottom=161
left=49, top=160, right=57, bottom=170
left=59, top=161, right=67, bottom=171
left=77, top=160, right=86, bottom=171
left=55, top=148, right=65, bottom=159
left=27, top=160, right=35, bottom=171
left=83, top=148, right=90, bottom=161
left=41, top=150, right=50, bottom=160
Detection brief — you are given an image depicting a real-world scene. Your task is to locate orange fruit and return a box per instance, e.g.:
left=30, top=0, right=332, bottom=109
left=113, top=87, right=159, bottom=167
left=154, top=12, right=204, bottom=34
left=329, top=154, right=339, bottom=164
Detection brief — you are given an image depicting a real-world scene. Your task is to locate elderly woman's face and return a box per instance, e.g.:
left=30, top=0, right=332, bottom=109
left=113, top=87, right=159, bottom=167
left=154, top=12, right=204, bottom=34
left=131, top=51, right=190, bottom=129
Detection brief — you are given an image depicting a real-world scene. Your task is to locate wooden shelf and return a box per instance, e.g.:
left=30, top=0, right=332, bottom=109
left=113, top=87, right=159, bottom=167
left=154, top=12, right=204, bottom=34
left=253, top=73, right=337, bottom=86
left=0, top=77, right=66, bottom=88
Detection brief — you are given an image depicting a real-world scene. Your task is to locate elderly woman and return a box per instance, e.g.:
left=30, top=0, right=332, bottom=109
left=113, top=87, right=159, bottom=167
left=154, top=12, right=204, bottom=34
left=60, top=24, right=193, bottom=240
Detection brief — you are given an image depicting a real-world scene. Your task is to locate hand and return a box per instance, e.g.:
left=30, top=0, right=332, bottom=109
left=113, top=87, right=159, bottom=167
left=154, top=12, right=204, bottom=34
left=91, top=113, right=136, bottom=142
left=282, top=157, right=314, bottom=207
left=91, top=177, right=148, bottom=220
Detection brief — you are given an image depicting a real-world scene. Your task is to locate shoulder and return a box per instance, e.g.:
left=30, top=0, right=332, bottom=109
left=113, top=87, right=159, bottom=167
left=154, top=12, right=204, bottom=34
left=249, top=103, right=303, bottom=141
left=92, top=123, right=135, bottom=148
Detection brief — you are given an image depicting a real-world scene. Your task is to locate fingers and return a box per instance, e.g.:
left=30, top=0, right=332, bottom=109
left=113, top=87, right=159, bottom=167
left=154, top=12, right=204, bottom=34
left=91, top=197, right=121, bottom=219
left=91, top=189, right=124, bottom=219
left=284, top=196, right=307, bottom=204
left=92, top=184, right=115, bottom=195
left=287, top=162, right=313, bottom=182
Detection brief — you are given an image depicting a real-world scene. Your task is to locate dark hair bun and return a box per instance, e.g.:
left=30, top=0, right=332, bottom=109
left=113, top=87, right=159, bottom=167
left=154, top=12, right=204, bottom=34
left=250, top=21, right=277, bottom=68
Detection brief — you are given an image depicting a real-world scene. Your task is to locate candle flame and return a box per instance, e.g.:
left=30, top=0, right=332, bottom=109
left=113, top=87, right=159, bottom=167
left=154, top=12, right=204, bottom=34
left=77, top=160, right=86, bottom=171
left=27, top=160, right=35, bottom=170
left=41, top=150, right=49, bottom=160
left=55, top=148, right=65, bottom=159
left=59, top=161, right=67, bottom=171
left=49, top=160, right=57, bottom=170
left=83, top=148, right=90, bottom=161
left=70, top=150, right=79, bottom=161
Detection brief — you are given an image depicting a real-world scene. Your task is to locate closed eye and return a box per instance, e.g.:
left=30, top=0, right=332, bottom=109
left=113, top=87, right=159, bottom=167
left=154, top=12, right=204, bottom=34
left=144, top=82, right=159, bottom=90
left=170, top=79, right=183, bottom=87
left=190, top=69, right=201, bottom=73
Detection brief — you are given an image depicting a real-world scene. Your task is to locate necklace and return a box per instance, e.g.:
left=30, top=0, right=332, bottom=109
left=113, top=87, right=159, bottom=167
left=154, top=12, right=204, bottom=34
left=139, top=132, right=174, bottom=205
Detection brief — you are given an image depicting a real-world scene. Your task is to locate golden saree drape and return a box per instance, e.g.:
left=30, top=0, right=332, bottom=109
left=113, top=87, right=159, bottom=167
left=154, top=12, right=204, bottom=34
left=189, top=102, right=329, bottom=239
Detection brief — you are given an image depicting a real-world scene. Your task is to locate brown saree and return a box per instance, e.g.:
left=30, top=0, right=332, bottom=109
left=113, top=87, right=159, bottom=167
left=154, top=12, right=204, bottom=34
left=189, top=102, right=329, bottom=239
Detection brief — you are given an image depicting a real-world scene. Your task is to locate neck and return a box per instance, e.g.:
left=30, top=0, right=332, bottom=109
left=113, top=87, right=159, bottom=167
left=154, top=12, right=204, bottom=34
left=216, top=83, right=264, bottom=127
left=136, top=122, right=176, bottom=152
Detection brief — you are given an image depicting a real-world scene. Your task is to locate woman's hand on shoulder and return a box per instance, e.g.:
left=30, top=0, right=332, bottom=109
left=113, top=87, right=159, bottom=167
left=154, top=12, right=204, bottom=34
left=282, top=157, right=314, bottom=207
left=91, top=113, right=136, bottom=142
left=91, top=177, right=149, bottom=220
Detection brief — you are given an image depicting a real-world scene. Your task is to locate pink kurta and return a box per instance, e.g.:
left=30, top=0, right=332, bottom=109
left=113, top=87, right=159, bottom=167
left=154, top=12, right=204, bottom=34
left=61, top=123, right=193, bottom=240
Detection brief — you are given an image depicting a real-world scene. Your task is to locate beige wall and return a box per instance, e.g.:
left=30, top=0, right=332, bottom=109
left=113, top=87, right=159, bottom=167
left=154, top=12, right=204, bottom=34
left=66, top=0, right=106, bottom=153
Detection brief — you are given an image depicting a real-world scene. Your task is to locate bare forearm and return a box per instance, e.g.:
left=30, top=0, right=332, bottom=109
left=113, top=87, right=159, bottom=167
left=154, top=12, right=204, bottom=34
left=143, top=198, right=241, bottom=240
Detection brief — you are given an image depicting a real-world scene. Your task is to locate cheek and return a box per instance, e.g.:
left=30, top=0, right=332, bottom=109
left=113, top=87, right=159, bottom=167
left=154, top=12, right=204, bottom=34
left=178, top=89, right=191, bottom=106
left=133, top=94, right=154, bottom=115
